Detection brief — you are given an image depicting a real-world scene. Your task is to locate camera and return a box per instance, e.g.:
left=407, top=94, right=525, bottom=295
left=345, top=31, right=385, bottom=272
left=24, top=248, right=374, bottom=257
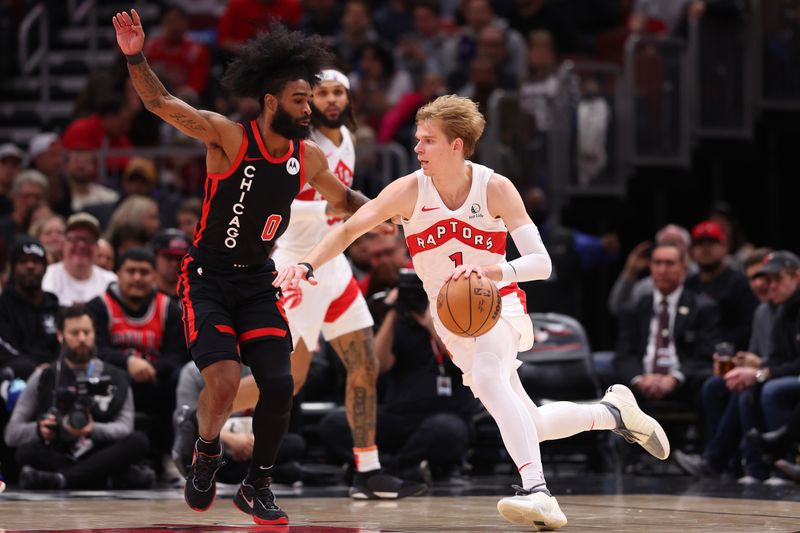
left=51, top=375, right=113, bottom=431
left=395, top=268, right=428, bottom=315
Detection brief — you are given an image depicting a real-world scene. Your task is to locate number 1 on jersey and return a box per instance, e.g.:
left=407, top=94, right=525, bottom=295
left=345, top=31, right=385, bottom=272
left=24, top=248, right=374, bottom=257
left=449, top=251, right=463, bottom=267
left=261, top=214, right=283, bottom=241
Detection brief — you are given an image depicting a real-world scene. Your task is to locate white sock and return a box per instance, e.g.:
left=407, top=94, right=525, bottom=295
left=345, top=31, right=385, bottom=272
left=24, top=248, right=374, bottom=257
left=354, top=446, right=381, bottom=473
left=519, top=461, right=546, bottom=490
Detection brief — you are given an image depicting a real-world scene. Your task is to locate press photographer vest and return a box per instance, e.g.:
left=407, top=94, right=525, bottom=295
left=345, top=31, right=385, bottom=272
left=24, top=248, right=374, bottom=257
left=101, top=291, right=169, bottom=361
left=35, top=361, right=128, bottom=424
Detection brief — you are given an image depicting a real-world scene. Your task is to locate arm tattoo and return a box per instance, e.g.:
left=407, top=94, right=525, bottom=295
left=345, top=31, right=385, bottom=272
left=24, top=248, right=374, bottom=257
left=127, top=60, right=169, bottom=110
left=345, top=188, right=370, bottom=214
left=168, top=112, right=207, bottom=133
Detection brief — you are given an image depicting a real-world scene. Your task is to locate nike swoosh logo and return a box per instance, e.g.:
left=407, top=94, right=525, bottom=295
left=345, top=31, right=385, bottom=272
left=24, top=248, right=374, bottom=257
left=259, top=465, right=272, bottom=470
left=241, top=490, right=253, bottom=508
left=421, top=206, right=439, bottom=212
left=244, top=156, right=262, bottom=161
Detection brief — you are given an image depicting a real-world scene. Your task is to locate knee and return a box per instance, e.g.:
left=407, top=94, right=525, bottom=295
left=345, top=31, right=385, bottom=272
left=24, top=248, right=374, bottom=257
left=470, top=353, right=503, bottom=399
left=257, top=375, right=294, bottom=415
left=424, top=413, right=469, bottom=445
left=702, top=376, right=725, bottom=398
left=335, top=330, right=378, bottom=378
left=126, top=431, right=150, bottom=458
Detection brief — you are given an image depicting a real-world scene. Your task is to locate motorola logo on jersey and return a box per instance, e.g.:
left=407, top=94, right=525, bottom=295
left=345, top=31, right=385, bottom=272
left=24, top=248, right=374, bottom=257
left=286, top=157, right=300, bottom=175
left=405, top=217, right=507, bottom=257
left=225, top=168, right=255, bottom=249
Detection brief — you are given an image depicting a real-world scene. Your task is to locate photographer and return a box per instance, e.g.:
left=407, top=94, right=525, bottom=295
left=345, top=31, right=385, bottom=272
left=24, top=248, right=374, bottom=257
left=320, top=269, right=477, bottom=482
left=3, top=306, right=152, bottom=490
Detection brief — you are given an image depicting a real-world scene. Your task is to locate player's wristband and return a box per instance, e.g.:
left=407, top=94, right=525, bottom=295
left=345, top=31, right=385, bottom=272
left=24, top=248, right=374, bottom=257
left=126, top=52, right=145, bottom=65
left=297, top=262, right=315, bottom=279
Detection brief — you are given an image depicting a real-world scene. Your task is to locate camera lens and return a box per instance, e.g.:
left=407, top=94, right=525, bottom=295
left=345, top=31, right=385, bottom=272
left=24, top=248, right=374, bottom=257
left=67, top=409, right=89, bottom=429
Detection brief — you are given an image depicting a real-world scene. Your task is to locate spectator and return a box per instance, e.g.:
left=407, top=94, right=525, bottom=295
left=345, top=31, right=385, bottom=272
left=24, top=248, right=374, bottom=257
left=507, top=0, right=579, bottom=53
left=30, top=213, right=66, bottom=264
left=608, top=224, right=694, bottom=316
left=109, top=224, right=150, bottom=262
left=105, top=196, right=161, bottom=244
left=357, top=231, right=411, bottom=296
left=742, top=248, right=777, bottom=359
left=0, top=170, right=49, bottom=275
left=0, top=143, right=25, bottom=217
left=28, top=134, right=70, bottom=218
left=519, top=30, right=561, bottom=134
left=42, top=213, right=117, bottom=306
left=65, top=149, right=119, bottom=212
left=175, top=197, right=201, bottom=239
left=613, top=243, right=719, bottom=411
left=349, top=43, right=415, bottom=132
left=708, top=201, right=755, bottom=270
left=61, top=94, right=135, bottom=175
left=378, top=71, right=446, bottom=147
left=629, top=0, right=691, bottom=34
left=217, top=0, right=302, bottom=54
left=144, top=5, right=211, bottom=104
left=393, top=0, right=448, bottom=86
left=517, top=186, right=619, bottom=322
left=454, top=25, right=521, bottom=100
left=320, top=271, right=475, bottom=482
left=171, top=362, right=307, bottom=485
left=151, top=229, right=190, bottom=299
left=373, top=0, right=415, bottom=45
left=331, top=0, right=382, bottom=73
left=0, top=237, right=60, bottom=381
left=754, top=402, right=800, bottom=482
left=685, top=220, right=758, bottom=350
left=675, top=251, right=800, bottom=483
left=95, top=238, right=115, bottom=272
left=299, top=0, right=342, bottom=42
left=4, top=305, right=153, bottom=490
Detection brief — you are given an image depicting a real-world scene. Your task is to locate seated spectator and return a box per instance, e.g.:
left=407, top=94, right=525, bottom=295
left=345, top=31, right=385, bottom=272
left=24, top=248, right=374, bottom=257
left=331, top=0, right=382, bottom=73
left=608, top=224, right=694, bottom=316
left=750, top=402, right=800, bottom=483
left=685, top=220, right=758, bottom=350
left=61, top=94, right=135, bottom=175
left=87, top=248, right=186, bottom=478
left=357, top=232, right=411, bottom=296
left=144, top=5, right=211, bottom=104
left=393, top=1, right=448, bottom=86
left=742, top=248, right=777, bottom=358
left=105, top=196, right=161, bottom=245
left=42, top=213, right=117, bottom=306
left=3, top=305, right=153, bottom=490
left=217, top=0, right=302, bottom=54
left=65, top=149, right=119, bottom=212
left=676, top=251, right=800, bottom=483
left=151, top=229, right=190, bottom=299
left=28, top=133, right=71, bottom=218
left=30, top=214, right=66, bottom=264
left=0, top=143, right=25, bottom=217
left=95, top=239, right=115, bottom=272
left=175, top=197, right=202, bottom=239
left=378, top=71, right=446, bottom=147
left=507, top=0, right=578, bottom=54
left=629, top=0, right=690, bottom=35
left=0, top=170, right=49, bottom=275
left=320, top=270, right=475, bottom=483
left=349, top=43, right=415, bottom=132
left=373, top=0, right=414, bottom=45
left=519, top=30, right=561, bottom=134
left=172, top=361, right=307, bottom=485
left=299, top=0, right=342, bottom=42
left=452, top=25, right=521, bottom=100
left=708, top=201, right=755, bottom=271
left=613, top=243, right=719, bottom=411
left=109, top=224, right=150, bottom=262
left=0, top=237, right=60, bottom=381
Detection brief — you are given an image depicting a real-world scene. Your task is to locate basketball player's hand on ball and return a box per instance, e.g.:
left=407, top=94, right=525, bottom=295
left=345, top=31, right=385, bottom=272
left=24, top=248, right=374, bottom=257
left=450, top=264, right=502, bottom=281
left=112, top=9, right=145, bottom=55
left=274, top=264, right=317, bottom=291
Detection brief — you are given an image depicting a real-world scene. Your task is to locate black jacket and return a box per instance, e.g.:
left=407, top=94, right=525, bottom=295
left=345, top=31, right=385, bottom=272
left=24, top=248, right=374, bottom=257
left=615, top=287, right=720, bottom=386
left=0, top=286, right=60, bottom=380
left=765, top=288, right=800, bottom=380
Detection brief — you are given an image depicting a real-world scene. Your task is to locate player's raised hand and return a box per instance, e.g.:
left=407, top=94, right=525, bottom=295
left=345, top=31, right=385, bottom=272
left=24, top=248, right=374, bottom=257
left=112, top=9, right=145, bottom=55
left=274, top=263, right=317, bottom=291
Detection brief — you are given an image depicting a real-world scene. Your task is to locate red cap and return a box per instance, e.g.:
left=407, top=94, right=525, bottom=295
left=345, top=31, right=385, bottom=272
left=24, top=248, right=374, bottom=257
left=691, top=220, right=725, bottom=243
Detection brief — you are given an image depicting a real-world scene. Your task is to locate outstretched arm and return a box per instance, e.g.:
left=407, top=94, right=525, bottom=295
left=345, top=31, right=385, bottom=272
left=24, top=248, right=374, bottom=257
left=274, top=174, right=417, bottom=290
left=113, top=10, right=239, bottom=148
left=303, top=141, right=370, bottom=215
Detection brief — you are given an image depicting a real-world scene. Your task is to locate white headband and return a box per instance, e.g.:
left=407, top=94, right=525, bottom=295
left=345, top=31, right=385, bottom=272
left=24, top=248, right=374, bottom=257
left=318, top=69, right=350, bottom=90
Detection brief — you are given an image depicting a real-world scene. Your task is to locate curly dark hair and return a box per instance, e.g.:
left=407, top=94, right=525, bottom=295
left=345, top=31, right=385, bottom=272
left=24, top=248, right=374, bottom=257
left=222, top=24, right=334, bottom=109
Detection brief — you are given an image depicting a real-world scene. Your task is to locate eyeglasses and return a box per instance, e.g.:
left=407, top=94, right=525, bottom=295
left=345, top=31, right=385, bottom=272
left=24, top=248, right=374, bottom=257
left=65, top=235, right=97, bottom=246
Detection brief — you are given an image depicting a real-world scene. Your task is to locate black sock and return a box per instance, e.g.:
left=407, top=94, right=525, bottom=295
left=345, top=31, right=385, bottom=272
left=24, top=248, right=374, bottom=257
left=196, top=435, right=221, bottom=455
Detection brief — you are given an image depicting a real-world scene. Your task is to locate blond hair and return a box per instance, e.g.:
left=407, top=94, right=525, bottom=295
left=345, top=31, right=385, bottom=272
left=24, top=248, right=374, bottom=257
left=416, top=95, right=486, bottom=158
left=104, top=195, right=159, bottom=240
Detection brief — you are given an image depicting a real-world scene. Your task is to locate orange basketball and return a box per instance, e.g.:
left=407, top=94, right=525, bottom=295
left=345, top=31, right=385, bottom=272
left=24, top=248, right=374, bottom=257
left=436, top=272, right=502, bottom=337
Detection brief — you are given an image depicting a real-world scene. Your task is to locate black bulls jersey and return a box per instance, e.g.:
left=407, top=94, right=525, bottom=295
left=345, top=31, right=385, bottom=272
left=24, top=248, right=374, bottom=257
left=191, top=119, right=305, bottom=267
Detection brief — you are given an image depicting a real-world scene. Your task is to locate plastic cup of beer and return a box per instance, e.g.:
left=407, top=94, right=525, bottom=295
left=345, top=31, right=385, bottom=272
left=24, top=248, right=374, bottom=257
left=716, top=342, right=735, bottom=376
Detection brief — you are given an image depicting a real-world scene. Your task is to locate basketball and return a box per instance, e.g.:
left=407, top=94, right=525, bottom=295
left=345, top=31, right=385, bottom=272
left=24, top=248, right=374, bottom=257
left=436, top=272, right=502, bottom=337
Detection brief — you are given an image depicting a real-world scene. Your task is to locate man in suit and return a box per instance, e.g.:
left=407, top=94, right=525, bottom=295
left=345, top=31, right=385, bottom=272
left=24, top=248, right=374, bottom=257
left=614, top=243, right=720, bottom=409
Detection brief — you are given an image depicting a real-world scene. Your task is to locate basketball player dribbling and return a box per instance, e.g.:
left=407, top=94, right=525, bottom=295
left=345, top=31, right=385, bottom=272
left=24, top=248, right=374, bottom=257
left=114, top=10, right=373, bottom=526
left=273, top=69, right=425, bottom=499
left=276, top=95, right=670, bottom=530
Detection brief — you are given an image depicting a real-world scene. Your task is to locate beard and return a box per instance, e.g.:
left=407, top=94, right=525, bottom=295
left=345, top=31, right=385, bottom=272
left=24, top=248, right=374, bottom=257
left=311, top=103, right=350, bottom=129
left=271, top=104, right=310, bottom=139
left=64, top=344, right=95, bottom=366
left=698, top=258, right=724, bottom=273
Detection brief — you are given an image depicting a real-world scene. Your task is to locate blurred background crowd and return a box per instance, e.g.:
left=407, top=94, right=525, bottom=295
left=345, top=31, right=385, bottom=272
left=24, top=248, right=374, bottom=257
left=0, top=0, right=799, bottom=494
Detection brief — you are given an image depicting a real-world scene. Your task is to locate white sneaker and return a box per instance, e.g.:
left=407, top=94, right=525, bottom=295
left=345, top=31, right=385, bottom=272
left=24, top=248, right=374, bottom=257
left=497, top=488, right=568, bottom=531
left=737, top=475, right=761, bottom=485
left=601, top=384, right=670, bottom=460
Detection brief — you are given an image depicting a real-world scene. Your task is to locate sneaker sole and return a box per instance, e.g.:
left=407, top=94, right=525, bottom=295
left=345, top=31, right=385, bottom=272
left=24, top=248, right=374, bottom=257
left=605, top=386, right=670, bottom=460
left=253, top=515, right=289, bottom=526
left=349, top=482, right=429, bottom=500
left=497, top=498, right=568, bottom=531
left=184, top=480, right=216, bottom=512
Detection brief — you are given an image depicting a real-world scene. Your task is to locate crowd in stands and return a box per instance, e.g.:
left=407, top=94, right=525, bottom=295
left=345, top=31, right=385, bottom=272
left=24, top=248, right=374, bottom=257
left=0, top=0, right=797, bottom=493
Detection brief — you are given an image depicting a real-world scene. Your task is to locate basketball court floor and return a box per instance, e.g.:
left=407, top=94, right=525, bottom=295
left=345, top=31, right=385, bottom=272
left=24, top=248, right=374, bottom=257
left=2, top=473, right=799, bottom=532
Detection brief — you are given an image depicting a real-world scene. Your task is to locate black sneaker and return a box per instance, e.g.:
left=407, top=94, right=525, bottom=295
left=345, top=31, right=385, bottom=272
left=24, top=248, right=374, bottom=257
left=111, top=464, right=157, bottom=490
left=184, top=445, right=226, bottom=512
left=673, top=450, right=719, bottom=478
left=19, top=465, right=65, bottom=490
left=350, top=468, right=428, bottom=500
left=233, top=477, right=289, bottom=526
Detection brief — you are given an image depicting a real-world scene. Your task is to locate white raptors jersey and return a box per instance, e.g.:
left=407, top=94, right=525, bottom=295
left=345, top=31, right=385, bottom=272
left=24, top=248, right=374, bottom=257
left=276, top=126, right=355, bottom=259
left=402, top=162, right=528, bottom=321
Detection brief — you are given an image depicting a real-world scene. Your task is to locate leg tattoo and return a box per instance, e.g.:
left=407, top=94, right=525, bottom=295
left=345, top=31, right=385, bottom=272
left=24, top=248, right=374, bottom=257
left=330, top=328, right=378, bottom=448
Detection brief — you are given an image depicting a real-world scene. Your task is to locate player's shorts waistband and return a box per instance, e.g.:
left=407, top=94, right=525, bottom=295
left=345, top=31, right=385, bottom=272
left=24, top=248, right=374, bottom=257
left=187, top=247, right=275, bottom=272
